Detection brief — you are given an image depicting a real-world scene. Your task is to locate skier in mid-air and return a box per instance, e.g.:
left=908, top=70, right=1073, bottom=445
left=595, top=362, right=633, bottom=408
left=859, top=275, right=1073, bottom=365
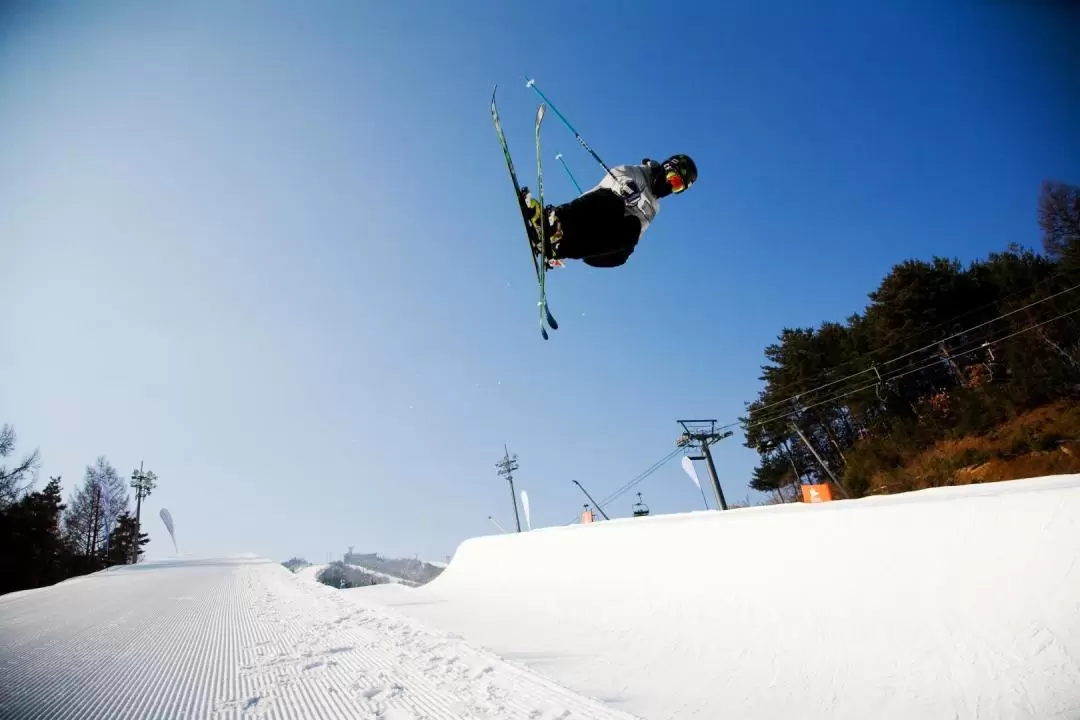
left=521, top=153, right=697, bottom=268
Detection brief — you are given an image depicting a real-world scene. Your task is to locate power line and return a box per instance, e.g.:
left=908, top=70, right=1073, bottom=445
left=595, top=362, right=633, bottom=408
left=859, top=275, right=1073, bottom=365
left=565, top=445, right=685, bottom=524
left=566, top=299, right=1080, bottom=523
left=743, top=302, right=1080, bottom=433
left=597, top=446, right=684, bottom=509
left=742, top=281, right=1080, bottom=423
left=742, top=330, right=1002, bottom=431
left=743, top=273, right=1069, bottom=410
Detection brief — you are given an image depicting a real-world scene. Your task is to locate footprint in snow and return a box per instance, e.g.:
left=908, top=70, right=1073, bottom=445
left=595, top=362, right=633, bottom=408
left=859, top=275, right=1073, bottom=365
left=323, top=645, right=354, bottom=655
left=375, top=708, right=421, bottom=720
left=362, top=684, right=405, bottom=701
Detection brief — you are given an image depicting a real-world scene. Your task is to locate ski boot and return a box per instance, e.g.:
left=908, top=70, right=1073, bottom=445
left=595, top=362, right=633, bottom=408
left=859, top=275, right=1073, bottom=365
left=520, top=187, right=564, bottom=268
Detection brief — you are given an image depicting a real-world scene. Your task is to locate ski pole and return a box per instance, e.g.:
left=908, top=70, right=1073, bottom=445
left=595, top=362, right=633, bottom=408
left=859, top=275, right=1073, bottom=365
left=526, top=77, right=619, bottom=184
left=554, top=152, right=583, bottom=194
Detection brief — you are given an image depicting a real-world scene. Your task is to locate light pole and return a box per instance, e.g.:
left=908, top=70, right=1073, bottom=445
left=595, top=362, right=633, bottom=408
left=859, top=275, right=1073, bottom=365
left=130, top=461, right=157, bottom=563
left=495, top=446, right=522, bottom=532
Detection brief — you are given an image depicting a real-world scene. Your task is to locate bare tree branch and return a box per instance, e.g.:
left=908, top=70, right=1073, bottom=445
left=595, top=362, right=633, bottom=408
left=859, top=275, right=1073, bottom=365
left=0, top=424, right=41, bottom=508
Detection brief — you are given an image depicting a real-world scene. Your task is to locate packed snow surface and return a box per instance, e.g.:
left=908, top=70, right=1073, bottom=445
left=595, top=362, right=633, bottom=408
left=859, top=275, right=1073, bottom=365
left=0, top=556, right=638, bottom=719
left=348, top=474, right=1080, bottom=720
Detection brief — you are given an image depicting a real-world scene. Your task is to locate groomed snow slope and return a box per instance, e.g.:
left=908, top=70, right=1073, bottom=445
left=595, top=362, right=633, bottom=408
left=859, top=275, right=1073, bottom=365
left=348, top=474, right=1080, bottom=720
left=0, top=556, right=641, bottom=719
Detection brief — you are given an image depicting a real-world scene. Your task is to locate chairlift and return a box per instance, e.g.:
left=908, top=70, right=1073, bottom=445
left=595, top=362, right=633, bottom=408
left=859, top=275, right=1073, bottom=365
left=632, top=492, right=650, bottom=517
left=872, top=364, right=886, bottom=403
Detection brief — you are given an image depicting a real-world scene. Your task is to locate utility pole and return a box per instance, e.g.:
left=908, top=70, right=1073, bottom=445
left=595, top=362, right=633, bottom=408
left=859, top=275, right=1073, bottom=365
left=130, top=461, right=157, bottom=564
left=572, top=480, right=610, bottom=520
left=676, top=420, right=734, bottom=510
left=495, top=445, right=522, bottom=532
left=789, top=423, right=848, bottom=497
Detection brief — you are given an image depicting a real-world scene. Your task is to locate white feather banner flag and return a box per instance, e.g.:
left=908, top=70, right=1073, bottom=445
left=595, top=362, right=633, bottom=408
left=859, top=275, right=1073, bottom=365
left=682, top=456, right=711, bottom=510
left=682, top=455, right=702, bottom=489
left=160, top=508, right=178, bottom=554
left=520, top=490, right=532, bottom=531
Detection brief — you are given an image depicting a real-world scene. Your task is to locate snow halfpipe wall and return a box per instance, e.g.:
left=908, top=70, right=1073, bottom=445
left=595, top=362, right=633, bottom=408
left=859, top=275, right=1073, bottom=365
left=352, top=474, right=1080, bottom=720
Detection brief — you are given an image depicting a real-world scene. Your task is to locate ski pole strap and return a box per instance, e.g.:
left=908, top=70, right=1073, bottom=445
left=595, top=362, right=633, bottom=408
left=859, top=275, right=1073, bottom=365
left=526, top=78, right=619, bottom=186
left=554, top=152, right=583, bottom=195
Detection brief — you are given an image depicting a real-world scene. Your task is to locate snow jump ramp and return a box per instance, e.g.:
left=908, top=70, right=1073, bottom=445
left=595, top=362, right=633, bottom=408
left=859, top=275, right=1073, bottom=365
left=350, top=474, right=1080, bottom=720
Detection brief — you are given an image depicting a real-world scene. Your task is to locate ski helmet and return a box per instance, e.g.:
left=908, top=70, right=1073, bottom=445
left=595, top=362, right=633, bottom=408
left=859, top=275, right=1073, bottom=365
left=661, top=154, right=697, bottom=193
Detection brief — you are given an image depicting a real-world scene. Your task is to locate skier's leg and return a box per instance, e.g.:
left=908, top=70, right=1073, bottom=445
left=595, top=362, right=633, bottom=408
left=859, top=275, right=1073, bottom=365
left=547, top=189, right=627, bottom=260
left=582, top=213, right=642, bottom=267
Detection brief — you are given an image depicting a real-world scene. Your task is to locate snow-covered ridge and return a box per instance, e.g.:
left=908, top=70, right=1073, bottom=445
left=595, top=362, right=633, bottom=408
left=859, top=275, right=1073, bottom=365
left=349, top=473, right=1080, bottom=719
left=290, top=556, right=443, bottom=588
left=344, top=563, right=408, bottom=584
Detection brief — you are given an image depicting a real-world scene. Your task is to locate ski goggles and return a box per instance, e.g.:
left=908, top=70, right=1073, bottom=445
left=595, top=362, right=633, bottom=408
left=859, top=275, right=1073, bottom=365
left=666, top=169, right=688, bottom=193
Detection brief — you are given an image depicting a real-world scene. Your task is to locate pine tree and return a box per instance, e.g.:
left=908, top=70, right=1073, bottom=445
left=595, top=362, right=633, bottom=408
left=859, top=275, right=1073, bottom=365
left=0, top=476, right=67, bottom=594
left=20, top=477, right=67, bottom=587
left=106, top=513, right=149, bottom=566
left=744, top=182, right=1080, bottom=498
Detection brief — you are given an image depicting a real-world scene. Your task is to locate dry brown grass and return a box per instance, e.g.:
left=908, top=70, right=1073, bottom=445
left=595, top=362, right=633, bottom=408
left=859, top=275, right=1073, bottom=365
left=867, top=401, right=1080, bottom=494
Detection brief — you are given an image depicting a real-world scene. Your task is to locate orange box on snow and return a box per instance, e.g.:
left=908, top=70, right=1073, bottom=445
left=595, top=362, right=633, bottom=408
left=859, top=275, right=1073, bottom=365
left=801, top=484, right=833, bottom=503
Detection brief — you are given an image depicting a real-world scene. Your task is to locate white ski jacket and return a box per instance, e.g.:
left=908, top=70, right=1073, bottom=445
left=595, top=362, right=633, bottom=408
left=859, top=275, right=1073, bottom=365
left=587, top=163, right=661, bottom=237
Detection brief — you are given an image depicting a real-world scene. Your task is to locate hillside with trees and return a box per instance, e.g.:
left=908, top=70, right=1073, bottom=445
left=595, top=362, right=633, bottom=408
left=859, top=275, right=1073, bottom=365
left=316, top=562, right=390, bottom=589
left=744, top=181, right=1080, bottom=500
left=0, top=427, right=152, bottom=596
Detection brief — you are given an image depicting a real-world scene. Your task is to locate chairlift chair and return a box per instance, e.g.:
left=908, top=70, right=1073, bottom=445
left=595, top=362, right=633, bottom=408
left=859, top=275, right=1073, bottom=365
left=632, top=492, right=650, bottom=517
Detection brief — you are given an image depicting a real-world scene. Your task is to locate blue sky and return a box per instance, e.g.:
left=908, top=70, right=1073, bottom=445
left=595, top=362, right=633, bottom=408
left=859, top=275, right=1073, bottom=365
left=3, top=1, right=1078, bottom=563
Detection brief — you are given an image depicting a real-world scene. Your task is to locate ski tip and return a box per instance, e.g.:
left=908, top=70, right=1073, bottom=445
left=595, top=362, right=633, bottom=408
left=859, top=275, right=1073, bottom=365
left=541, top=326, right=549, bottom=340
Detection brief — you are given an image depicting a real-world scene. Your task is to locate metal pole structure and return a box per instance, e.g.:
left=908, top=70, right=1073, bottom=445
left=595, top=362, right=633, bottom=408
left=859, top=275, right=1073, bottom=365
left=507, top=474, right=521, bottom=532
left=571, top=480, right=610, bottom=520
left=781, top=439, right=804, bottom=502
left=789, top=423, right=846, bottom=495
left=130, top=461, right=158, bottom=564
left=496, top=446, right=522, bottom=532
left=103, top=493, right=112, bottom=568
left=698, top=441, right=728, bottom=511
left=133, top=463, right=143, bottom=559
left=676, top=420, right=733, bottom=511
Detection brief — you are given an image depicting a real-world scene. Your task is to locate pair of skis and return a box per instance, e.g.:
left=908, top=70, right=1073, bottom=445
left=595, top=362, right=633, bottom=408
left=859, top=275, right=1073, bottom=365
left=493, top=78, right=619, bottom=339
left=490, top=84, right=557, bottom=339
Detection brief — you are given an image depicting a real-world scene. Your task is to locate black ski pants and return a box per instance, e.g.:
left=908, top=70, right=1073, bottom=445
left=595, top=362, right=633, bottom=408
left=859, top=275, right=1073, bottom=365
left=552, top=188, right=641, bottom=267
